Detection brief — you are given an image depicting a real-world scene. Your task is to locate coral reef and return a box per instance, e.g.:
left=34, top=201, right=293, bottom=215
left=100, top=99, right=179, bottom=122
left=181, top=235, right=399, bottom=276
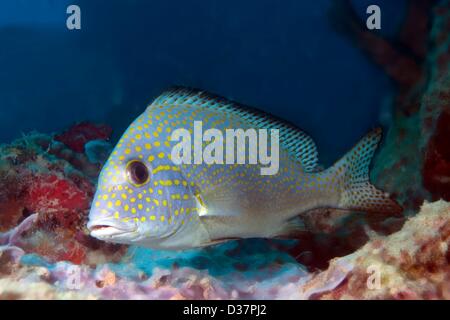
left=0, top=214, right=37, bottom=275
left=0, top=198, right=447, bottom=299
left=318, top=201, right=450, bottom=299
left=55, top=122, right=112, bottom=154
left=0, top=124, right=124, bottom=266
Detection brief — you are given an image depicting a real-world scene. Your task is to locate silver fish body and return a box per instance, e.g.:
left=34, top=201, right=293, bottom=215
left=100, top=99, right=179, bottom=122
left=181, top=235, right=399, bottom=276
left=87, top=87, right=401, bottom=250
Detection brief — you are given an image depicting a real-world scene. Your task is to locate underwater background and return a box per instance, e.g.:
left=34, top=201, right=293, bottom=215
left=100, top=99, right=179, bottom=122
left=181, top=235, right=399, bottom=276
left=1, top=0, right=408, bottom=163
left=0, top=0, right=449, bottom=299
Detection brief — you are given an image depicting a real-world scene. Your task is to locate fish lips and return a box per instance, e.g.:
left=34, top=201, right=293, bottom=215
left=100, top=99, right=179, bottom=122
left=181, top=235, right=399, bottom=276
left=87, top=218, right=137, bottom=240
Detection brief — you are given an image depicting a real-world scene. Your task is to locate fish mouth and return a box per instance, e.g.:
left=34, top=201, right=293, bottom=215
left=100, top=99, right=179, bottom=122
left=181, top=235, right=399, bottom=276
left=87, top=219, right=137, bottom=240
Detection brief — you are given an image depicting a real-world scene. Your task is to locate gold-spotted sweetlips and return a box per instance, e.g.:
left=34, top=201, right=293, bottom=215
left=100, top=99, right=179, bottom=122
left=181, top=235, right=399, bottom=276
left=87, top=87, right=401, bottom=249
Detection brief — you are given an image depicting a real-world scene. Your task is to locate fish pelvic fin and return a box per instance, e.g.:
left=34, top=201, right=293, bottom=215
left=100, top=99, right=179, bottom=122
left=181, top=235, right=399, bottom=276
left=333, top=128, right=402, bottom=215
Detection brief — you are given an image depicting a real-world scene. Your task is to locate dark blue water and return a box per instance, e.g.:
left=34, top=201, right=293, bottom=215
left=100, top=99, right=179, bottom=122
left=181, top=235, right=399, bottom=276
left=0, top=0, right=406, bottom=165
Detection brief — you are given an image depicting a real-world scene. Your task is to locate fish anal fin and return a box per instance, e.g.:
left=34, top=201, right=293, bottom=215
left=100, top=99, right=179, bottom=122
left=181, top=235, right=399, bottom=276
left=273, top=217, right=309, bottom=239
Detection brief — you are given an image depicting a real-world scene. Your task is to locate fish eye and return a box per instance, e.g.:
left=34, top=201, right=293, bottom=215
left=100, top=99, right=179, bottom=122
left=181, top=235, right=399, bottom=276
left=126, top=160, right=150, bottom=187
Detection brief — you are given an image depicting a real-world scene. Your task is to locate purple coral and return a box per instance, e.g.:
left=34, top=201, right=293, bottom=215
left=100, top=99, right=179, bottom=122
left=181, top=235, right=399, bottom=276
left=0, top=214, right=37, bottom=263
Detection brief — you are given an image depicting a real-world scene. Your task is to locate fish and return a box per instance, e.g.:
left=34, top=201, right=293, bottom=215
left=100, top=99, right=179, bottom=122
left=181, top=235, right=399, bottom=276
left=87, top=87, right=401, bottom=250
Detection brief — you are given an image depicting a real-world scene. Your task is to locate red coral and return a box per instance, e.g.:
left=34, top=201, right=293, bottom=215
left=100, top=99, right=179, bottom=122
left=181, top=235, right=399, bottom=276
left=55, top=122, right=112, bottom=153
left=21, top=173, right=93, bottom=233
left=56, top=241, right=87, bottom=265
left=0, top=201, right=23, bottom=232
left=24, top=174, right=91, bottom=214
left=0, top=125, right=126, bottom=266
left=423, top=110, right=450, bottom=200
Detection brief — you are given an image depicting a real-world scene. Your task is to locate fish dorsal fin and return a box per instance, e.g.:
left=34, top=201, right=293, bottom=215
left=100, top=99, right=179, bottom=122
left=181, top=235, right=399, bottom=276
left=150, top=86, right=319, bottom=172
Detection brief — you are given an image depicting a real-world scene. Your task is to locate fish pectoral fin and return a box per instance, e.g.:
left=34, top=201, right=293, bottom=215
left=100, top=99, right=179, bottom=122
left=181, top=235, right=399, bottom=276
left=200, top=189, right=243, bottom=217
left=199, top=215, right=243, bottom=245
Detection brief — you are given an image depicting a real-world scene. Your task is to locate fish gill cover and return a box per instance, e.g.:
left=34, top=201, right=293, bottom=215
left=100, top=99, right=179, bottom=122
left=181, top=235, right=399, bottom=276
left=0, top=0, right=449, bottom=300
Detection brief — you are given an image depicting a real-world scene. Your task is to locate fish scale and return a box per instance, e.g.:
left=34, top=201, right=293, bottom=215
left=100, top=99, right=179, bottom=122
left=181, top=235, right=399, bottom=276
left=87, top=87, right=402, bottom=250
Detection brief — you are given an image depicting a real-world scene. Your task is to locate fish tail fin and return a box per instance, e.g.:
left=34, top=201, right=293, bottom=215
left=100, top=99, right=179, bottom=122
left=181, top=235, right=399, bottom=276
left=333, top=128, right=402, bottom=215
